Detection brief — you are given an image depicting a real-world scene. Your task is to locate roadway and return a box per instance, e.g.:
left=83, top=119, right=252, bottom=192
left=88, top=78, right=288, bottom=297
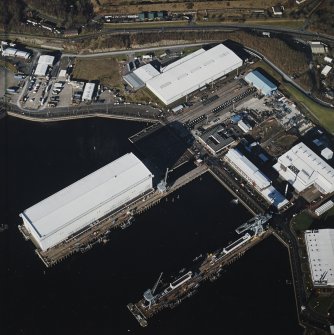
left=272, top=203, right=332, bottom=334
left=244, top=46, right=334, bottom=108
left=2, top=23, right=334, bottom=46
left=4, top=101, right=162, bottom=123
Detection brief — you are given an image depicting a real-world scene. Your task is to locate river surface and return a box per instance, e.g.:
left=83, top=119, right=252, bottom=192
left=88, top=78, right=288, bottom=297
left=0, top=116, right=302, bottom=335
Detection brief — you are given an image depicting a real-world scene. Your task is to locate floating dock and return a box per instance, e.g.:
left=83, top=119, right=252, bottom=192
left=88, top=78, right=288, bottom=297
left=128, top=215, right=272, bottom=326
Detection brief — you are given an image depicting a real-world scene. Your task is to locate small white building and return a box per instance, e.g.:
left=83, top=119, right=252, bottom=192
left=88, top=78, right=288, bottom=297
left=315, top=200, right=334, bottom=216
left=309, top=41, right=328, bottom=55
left=142, top=54, right=153, bottom=61
left=324, top=56, right=333, bottom=64
left=82, top=83, right=96, bottom=102
left=237, top=119, right=252, bottom=133
left=58, top=69, right=67, bottom=79
left=2, top=47, right=17, bottom=57
left=321, top=65, right=332, bottom=77
left=19, top=153, right=153, bottom=251
left=321, top=147, right=333, bottom=160
left=305, top=229, right=334, bottom=287
left=272, top=5, right=284, bottom=15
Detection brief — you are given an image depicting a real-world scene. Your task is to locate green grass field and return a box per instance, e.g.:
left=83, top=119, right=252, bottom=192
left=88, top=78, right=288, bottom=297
left=283, top=84, right=334, bottom=134
left=292, top=212, right=314, bottom=232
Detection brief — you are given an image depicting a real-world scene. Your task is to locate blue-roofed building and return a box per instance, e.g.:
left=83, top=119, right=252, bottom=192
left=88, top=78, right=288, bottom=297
left=244, top=70, right=277, bottom=95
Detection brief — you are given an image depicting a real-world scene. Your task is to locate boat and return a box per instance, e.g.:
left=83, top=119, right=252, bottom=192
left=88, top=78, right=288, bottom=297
left=0, top=224, right=8, bottom=232
left=231, top=198, right=239, bottom=205
left=121, top=216, right=135, bottom=229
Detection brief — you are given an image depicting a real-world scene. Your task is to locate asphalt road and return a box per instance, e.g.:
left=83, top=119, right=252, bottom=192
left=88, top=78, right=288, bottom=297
left=243, top=46, right=334, bottom=109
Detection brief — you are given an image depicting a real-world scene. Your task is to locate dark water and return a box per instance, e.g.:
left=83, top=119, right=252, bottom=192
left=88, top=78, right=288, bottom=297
left=1, top=116, right=302, bottom=335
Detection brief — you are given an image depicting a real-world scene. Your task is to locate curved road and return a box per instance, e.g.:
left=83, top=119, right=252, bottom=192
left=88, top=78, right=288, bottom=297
left=243, top=46, right=334, bottom=109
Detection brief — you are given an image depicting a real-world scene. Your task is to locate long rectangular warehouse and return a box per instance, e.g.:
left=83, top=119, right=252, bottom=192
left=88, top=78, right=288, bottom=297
left=20, top=153, right=153, bottom=251
left=225, top=148, right=288, bottom=210
left=146, top=44, right=243, bottom=105
left=305, top=229, right=334, bottom=287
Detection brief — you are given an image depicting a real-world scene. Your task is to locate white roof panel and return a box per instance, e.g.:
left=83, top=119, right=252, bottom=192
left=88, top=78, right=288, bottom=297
left=133, top=64, right=160, bottom=83
left=34, top=63, right=49, bottom=76
left=226, top=149, right=287, bottom=208
left=305, top=229, right=334, bottom=286
left=38, top=55, right=55, bottom=66
left=274, top=142, right=334, bottom=194
left=321, top=65, right=332, bottom=76
left=261, top=185, right=288, bottom=209
left=15, top=50, right=30, bottom=59
left=161, top=48, right=205, bottom=72
left=2, top=47, right=17, bottom=56
left=58, top=69, right=67, bottom=78
left=226, top=149, right=270, bottom=190
left=82, top=83, right=95, bottom=101
left=21, top=153, right=152, bottom=238
left=146, top=44, right=242, bottom=105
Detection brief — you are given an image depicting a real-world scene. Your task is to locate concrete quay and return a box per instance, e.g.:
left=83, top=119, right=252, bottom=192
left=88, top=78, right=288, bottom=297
left=19, top=164, right=208, bottom=267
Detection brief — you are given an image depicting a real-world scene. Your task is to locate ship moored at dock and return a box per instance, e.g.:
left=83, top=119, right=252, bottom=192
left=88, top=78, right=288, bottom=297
left=128, top=214, right=272, bottom=326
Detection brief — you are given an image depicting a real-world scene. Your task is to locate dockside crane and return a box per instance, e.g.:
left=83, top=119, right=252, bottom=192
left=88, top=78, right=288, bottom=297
left=143, top=272, right=163, bottom=309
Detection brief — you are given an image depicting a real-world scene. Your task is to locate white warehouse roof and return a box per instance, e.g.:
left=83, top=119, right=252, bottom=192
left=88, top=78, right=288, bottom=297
left=225, top=148, right=288, bottom=209
left=146, top=44, right=243, bottom=105
left=225, top=149, right=270, bottom=190
left=34, top=63, right=49, bottom=76
left=321, top=65, right=332, bottom=77
left=20, top=153, right=153, bottom=251
left=133, top=64, right=160, bottom=82
left=273, top=142, right=334, bottom=194
left=38, top=55, right=55, bottom=66
left=305, top=229, right=334, bottom=286
left=2, top=47, right=17, bottom=57
left=82, top=83, right=95, bottom=101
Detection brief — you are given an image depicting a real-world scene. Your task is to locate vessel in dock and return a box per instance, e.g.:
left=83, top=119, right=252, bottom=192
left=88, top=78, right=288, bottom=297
left=128, top=214, right=272, bottom=327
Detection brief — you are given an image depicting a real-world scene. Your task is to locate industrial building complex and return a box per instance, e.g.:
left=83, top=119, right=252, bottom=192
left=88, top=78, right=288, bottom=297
left=19, top=153, right=153, bottom=251
left=124, top=44, right=243, bottom=105
left=224, top=148, right=288, bottom=210
left=146, top=44, right=242, bottom=105
left=305, top=229, right=334, bottom=287
left=244, top=70, right=277, bottom=96
left=274, top=142, right=334, bottom=195
left=9, top=35, right=334, bottom=333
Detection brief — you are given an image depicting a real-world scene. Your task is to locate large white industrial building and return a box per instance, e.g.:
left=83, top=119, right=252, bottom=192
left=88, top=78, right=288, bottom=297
left=34, top=54, right=55, bottom=76
left=225, top=149, right=288, bottom=210
left=145, top=44, right=243, bottom=105
left=273, top=142, right=334, bottom=195
left=20, top=153, right=153, bottom=251
left=305, top=229, right=334, bottom=287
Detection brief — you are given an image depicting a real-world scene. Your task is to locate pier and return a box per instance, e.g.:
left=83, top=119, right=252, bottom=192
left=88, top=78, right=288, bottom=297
left=19, top=164, right=208, bottom=267
left=18, top=157, right=270, bottom=267
left=128, top=215, right=272, bottom=327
